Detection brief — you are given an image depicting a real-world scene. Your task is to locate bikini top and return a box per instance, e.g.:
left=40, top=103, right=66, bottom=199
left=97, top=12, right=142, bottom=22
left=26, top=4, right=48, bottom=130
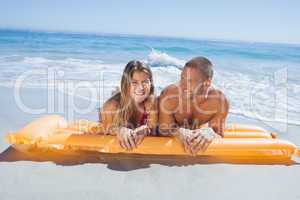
left=138, top=106, right=148, bottom=126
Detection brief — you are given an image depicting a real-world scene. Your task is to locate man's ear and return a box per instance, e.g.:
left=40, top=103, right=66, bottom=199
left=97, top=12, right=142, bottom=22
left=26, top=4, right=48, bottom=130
left=203, top=79, right=212, bottom=87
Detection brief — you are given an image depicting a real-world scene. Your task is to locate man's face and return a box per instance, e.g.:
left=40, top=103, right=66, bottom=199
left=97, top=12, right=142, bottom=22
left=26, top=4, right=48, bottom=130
left=180, top=67, right=206, bottom=97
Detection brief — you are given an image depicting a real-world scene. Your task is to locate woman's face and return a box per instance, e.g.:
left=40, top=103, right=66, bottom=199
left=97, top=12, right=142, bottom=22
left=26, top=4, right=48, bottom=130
left=129, top=71, right=151, bottom=104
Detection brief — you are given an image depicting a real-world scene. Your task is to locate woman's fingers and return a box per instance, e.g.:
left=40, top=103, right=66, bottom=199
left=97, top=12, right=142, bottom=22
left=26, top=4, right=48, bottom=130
left=117, top=127, right=137, bottom=150
left=119, top=140, right=126, bottom=149
left=132, top=126, right=149, bottom=146
left=131, top=132, right=138, bottom=145
left=133, top=133, right=139, bottom=145
left=136, top=135, right=144, bottom=145
left=127, top=134, right=136, bottom=149
left=123, top=136, right=131, bottom=150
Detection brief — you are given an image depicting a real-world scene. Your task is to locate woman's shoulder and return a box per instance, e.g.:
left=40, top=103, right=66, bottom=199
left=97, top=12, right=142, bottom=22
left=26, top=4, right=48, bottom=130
left=102, top=94, right=120, bottom=111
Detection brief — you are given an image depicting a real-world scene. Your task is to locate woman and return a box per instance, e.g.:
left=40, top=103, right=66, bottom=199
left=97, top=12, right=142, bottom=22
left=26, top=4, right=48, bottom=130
left=99, top=60, right=158, bottom=150
left=12, top=60, right=158, bottom=151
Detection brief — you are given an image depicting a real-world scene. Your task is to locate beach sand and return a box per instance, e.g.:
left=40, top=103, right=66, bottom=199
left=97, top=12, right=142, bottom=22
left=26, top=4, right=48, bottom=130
left=1, top=86, right=300, bottom=200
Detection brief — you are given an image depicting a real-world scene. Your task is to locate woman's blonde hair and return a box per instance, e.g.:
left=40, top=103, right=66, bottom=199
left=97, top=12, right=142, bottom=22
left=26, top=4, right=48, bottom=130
left=109, top=60, right=154, bottom=128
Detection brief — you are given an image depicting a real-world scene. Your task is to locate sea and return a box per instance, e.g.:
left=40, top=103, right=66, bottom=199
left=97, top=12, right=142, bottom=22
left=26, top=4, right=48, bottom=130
left=0, top=29, right=299, bottom=125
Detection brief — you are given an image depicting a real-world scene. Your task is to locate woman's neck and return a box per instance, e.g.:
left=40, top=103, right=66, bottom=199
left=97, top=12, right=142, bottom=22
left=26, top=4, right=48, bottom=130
left=134, top=102, right=145, bottom=113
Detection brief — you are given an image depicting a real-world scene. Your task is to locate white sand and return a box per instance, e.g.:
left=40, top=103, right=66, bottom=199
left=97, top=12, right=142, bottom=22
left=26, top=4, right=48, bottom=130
left=1, top=86, right=300, bottom=200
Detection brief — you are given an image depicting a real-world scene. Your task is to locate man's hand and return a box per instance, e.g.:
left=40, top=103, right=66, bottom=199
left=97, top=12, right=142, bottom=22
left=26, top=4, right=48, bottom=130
left=177, top=128, right=195, bottom=154
left=188, top=128, right=220, bottom=156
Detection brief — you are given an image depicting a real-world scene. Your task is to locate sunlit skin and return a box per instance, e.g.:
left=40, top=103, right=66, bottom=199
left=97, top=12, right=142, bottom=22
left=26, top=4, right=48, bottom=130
left=100, top=71, right=158, bottom=150
left=129, top=71, right=152, bottom=108
left=159, top=67, right=229, bottom=155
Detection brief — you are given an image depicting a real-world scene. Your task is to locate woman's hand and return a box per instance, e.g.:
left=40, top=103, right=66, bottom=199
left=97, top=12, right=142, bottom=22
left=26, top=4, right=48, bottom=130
left=117, top=127, right=136, bottom=150
left=132, top=125, right=150, bottom=145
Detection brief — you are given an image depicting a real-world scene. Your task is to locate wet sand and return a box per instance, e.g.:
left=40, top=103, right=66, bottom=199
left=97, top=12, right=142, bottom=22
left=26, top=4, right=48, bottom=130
left=1, top=86, right=300, bottom=200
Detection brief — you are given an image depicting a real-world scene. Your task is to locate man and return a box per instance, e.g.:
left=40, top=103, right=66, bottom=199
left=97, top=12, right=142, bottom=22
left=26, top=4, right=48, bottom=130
left=159, top=56, right=229, bottom=155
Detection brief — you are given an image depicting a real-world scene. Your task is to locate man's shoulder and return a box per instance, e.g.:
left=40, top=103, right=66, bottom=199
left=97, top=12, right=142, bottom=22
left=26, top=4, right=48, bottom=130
left=207, top=87, right=229, bottom=112
left=159, top=84, right=179, bottom=109
left=160, top=84, right=179, bottom=97
left=208, top=87, right=226, bottom=99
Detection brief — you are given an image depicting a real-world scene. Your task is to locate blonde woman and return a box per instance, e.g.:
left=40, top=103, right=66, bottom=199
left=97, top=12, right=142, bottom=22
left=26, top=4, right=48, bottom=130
left=99, top=60, right=158, bottom=150
left=11, top=60, right=158, bottom=151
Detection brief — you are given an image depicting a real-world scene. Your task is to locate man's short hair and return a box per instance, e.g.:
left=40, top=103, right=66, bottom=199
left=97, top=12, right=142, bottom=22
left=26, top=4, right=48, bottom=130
left=184, top=56, right=213, bottom=79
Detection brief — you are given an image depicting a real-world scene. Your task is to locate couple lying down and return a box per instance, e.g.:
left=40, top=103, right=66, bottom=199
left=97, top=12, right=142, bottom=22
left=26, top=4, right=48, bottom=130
left=29, top=57, right=229, bottom=156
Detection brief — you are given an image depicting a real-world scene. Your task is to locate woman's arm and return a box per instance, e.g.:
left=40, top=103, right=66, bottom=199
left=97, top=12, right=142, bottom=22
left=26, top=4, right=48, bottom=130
left=144, top=95, right=158, bottom=135
left=67, top=120, right=103, bottom=135
left=99, top=100, right=119, bottom=135
left=101, top=100, right=138, bottom=149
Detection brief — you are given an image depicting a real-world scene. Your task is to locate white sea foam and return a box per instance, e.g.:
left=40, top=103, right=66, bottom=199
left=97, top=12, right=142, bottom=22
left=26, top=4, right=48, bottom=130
left=146, top=49, right=185, bottom=69
left=0, top=51, right=299, bottom=125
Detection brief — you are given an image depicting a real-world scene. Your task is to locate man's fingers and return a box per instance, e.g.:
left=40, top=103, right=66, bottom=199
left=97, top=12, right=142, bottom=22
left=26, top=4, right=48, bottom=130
left=188, top=133, right=197, bottom=144
left=186, top=134, right=196, bottom=155
left=191, top=142, right=201, bottom=156
left=191, top=135, right=206, bottom=155
left=183, top=138, right=190, bottom=153
left=186, top=145, right=193, bottom=155
left=202, top=138, right=212, bottom=152
left=191, top=133, right=201, bottom=146
left=191, top=134, right=202, bottom=148
left=199, top=137, right=207, bottom=151
left=186, top=138, right=195, bottom=155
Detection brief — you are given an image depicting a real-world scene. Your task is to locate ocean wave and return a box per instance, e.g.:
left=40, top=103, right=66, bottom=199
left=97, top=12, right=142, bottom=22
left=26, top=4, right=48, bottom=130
left=146, top=49, right=185, bottom=69
left=23, top=56, right=104, bottom=67
left=0, top=52, right=300, bottom=126
left=230, top=109, right=300, bottom=126
left=159, top=46, right=194, bottom=53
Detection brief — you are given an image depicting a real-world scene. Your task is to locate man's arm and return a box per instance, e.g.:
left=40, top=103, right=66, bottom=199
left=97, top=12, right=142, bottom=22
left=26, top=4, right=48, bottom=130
left=208, top=94, right=229, bottom=137
left=159, top=88, right=196, bottom=154
left=158, top=87, right=178, bottom=136
left=196, top=90, right=229, bottom=137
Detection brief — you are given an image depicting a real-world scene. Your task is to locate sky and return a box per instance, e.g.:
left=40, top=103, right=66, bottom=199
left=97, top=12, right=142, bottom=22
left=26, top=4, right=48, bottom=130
left=0, top=0, right=300, bottom=44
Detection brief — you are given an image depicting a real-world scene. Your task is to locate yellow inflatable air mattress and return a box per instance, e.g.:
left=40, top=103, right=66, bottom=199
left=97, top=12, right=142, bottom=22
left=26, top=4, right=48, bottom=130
left=5, top=115, right=299, bottom=164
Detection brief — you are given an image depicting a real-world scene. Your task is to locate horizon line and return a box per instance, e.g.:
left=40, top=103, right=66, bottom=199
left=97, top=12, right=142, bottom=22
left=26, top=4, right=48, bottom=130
left=1, top=26, right=300, bottom=47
